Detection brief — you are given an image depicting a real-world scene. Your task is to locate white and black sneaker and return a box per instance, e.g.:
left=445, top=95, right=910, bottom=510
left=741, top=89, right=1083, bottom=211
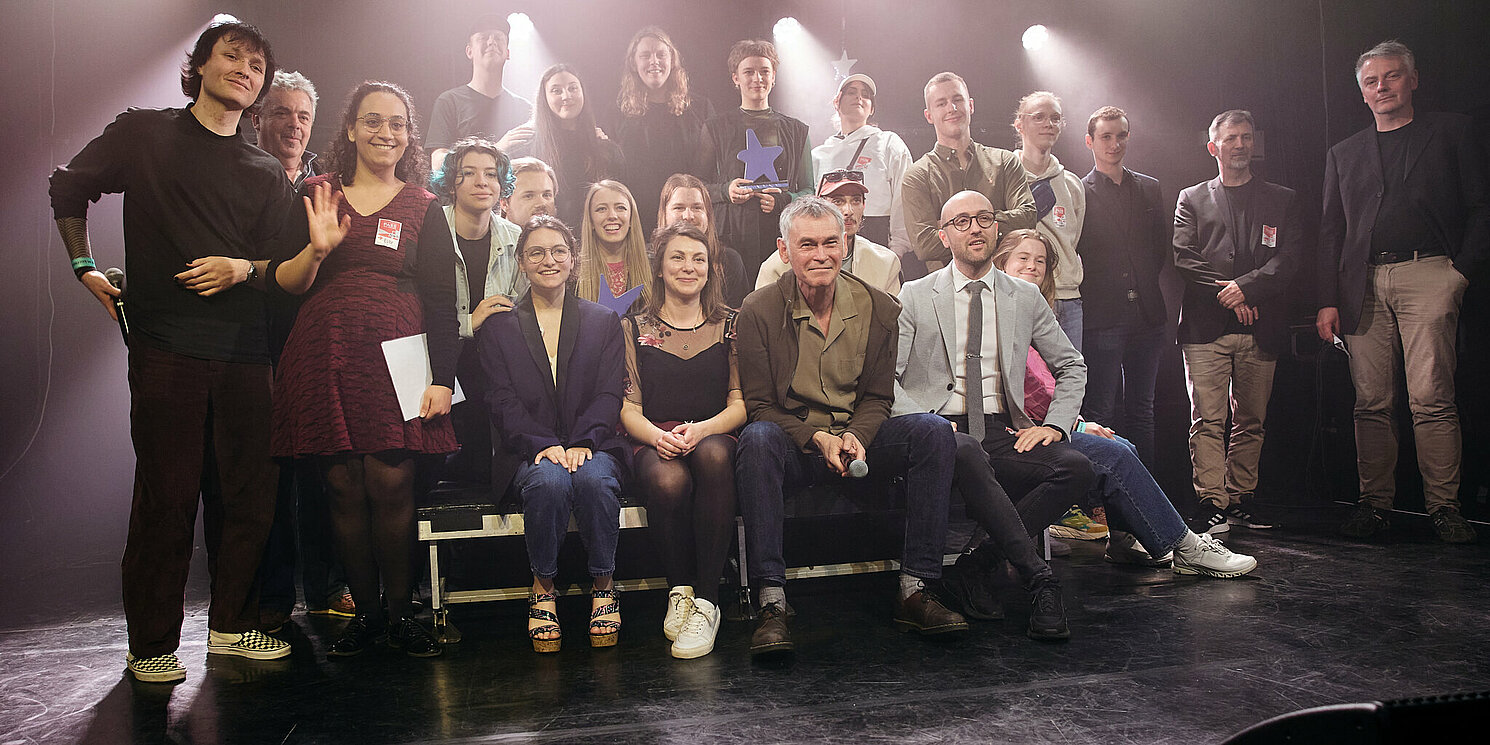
left=1173, top=533, right=1257, bottom=579
left=126, top=652, right=187, bottom=683
left=207, top=629, right=291, bottom=660
left=1187, top=501, right=1230, bottom=535
left=1222, top=502, right=1276, bottom=530
left=1104, top=530, right=1173, bottom=567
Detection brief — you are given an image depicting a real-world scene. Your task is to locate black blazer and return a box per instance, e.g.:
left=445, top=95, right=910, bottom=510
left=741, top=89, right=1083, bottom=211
left=1172, top=176, right=1303, bottom=353
left=1077, top=168, right=1169, bottom=329
left=476, top=290, right=628, bottom=494
left=1319, top=112, right=1490, bottom=334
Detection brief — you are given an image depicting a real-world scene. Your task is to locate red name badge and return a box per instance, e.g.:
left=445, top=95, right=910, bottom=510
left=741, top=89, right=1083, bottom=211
left=376, top=219, right=403, bottom=250
left=1053, top=205, right=1067, bottom=228
left=1261, top=224, right=1277, bottom=248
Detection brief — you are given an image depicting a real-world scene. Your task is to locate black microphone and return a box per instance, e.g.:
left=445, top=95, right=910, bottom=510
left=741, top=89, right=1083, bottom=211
left=846, top=459, right=869, bottom=479
left=104, top=267, right=129, bottom=344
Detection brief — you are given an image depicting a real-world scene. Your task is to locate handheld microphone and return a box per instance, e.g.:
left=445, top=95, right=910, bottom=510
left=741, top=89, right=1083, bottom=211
left=104, top=267, right=128, bottom=344
left=846, top=459, right=869, bottom=479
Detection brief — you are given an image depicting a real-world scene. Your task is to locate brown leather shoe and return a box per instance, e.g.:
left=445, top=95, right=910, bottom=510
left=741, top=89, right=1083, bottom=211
left=749, top=602, right=794, bottom=656
left=894, top=588, right=969, bottom=635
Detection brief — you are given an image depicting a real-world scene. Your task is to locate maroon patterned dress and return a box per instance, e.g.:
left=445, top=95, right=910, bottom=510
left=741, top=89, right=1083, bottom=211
left=272, top=176, right=458, bottom=456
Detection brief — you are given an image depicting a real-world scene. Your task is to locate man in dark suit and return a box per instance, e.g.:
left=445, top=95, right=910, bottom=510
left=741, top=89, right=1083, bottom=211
left=1173, top=110, right=1302, bottom=537
left=1077, top=106, right=1170, bottom=467
left=1317, top=41, right=1487, bottom=543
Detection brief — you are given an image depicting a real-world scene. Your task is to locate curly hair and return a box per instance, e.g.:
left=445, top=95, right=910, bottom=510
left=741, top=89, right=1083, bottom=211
left=325, top=81, right=428, bottom=187
left=643, top=222, right=729, bottom=322
left=618, top=27, right=691, bottom=118
left=181, top=20, right=276, bottom=106
left=430, top=136, right=513, bottom=204
left=992, top=228, right=1059, bottom=308
left=576, top=180, right=650, bottom=309
left=517, top=214, right=581, bottom=291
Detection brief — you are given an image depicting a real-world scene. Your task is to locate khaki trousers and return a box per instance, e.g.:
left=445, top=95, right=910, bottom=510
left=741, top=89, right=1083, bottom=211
left=1346, top=255, right=1467, bottom=512
left=1182, top=333, right=1278, bottom=508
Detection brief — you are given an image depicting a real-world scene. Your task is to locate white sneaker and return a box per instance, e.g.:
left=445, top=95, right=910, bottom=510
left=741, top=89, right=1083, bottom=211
left=1173, top=533, right=1257, bottom=578
left=1104, top=530, right=1173, bottom=567
left=671, top=597, right=720, bottom=659
left=663, top=586, right=695, bottom=641
left=126, top=652, right=186, bottom=683
left=207, top=629, right=291, bottom=660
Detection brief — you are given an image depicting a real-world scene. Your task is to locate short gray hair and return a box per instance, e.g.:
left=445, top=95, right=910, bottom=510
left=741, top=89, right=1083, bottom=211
left=1356, top=40, right=1415, bottom=84
left=270, top=70, right=318, bottom=111
left=779, top=195, right=845, bottom=243
left=1208, top=109, right=1254, bottom=142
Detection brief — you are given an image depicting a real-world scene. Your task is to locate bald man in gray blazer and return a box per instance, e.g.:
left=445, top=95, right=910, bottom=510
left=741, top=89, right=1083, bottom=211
left=893, top=190, right=1090, bottom=640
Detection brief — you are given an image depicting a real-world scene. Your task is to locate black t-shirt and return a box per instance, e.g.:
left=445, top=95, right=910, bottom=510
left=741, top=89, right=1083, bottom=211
left=1222, top=180, right=1258, bottom=336
left=458, top=231, right=492, bottom=306
left=614, top=98, right=717, bottom=236
left=1372, top=121, right=1438, bottom=256
left=49, top=106, right=295, bottom=363
left=426, top=85, right=534, bottom=151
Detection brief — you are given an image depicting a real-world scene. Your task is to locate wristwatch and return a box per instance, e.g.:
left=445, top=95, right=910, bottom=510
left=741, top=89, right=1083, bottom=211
left=245, top=260, right=259, bottom=283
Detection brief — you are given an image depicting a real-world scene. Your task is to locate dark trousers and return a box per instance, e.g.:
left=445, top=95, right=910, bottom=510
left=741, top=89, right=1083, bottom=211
left=949, top=431, right=1054, bottom=588
left=945, top=413, right=1095, bottom=539
left=1083, top=308, right=1166, bottom=466
left=257, top=460, right=344, bottom=613
left=445, top=343, right=493, bottom=486
left=123, top=341, right=277, bottom=658
left=736, top=414, right=954, bottom=585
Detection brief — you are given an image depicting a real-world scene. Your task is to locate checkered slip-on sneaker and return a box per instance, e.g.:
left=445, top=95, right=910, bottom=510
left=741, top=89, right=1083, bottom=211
left=125, top=652, right=186, bottom=683
left=207, top=629, right=292, bottom=660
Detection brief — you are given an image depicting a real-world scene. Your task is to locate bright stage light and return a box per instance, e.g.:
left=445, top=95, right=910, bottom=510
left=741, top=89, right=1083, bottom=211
left=774, top=17, right=802, bottom=36
left=211, top=13, right=240, bottom=25
left=1023, top=24, right=1049, bottom=51
left=507, top=12, right=534, bottom=34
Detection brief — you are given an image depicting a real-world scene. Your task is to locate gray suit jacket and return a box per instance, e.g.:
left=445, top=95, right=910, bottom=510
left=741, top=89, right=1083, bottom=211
left=892, top=264, right=1086, bottom=435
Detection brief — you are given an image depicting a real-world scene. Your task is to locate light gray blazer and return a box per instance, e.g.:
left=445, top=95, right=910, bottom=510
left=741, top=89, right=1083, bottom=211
left=892, top=264, right=1086, bottom=435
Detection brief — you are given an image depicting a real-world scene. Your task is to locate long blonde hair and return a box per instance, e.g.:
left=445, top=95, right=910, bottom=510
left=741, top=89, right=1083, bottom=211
left=577, top=179, right=651, bottom=308
left=991, top=228, right=1059, bottom=308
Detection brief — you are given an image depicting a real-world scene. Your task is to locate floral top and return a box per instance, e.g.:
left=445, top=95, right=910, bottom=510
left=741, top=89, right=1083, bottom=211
left=622, top=310, right=739, bottom=425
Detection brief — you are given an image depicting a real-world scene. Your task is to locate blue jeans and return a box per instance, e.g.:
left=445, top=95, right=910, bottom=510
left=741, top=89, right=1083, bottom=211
left=1082, top=313, right=1166, bottom=466
left=736, top=414, right=954, bottom=585
left=514, top=451, right=623, bottom=579
left=1055, top=298, right=1084, bottom=355
left=1070, top=432, right=1188, bottom=557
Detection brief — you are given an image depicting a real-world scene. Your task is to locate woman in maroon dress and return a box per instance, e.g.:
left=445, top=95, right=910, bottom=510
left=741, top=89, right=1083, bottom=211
left=272, top=81, right=457, bottom=659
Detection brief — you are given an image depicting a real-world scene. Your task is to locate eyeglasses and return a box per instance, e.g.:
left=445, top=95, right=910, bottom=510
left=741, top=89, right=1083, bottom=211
left=523, top=246, right=571, bottom=264
left=356, top=115, right=409, bottom=134
left=819, top=170, right=865, bottom=192
left=1019, top=112, right=1065, bottom=127
left=940, top=211, right=998, bottom=232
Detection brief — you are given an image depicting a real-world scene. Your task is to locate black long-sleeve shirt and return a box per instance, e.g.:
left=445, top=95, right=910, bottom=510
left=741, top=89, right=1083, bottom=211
left=49, top=106, right=295, bottom=363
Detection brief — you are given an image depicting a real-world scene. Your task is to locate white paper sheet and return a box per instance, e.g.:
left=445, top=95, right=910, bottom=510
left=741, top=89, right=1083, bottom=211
left=381, top=333, right=466, bottom=421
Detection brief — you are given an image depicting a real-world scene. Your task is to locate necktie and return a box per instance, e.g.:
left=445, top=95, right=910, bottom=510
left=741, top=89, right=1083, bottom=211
left=966, top=280, right=987, bottom=441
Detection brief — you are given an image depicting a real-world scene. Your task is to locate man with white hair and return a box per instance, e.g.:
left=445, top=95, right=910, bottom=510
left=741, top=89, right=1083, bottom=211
left=251, top=71, right=320, bottom=190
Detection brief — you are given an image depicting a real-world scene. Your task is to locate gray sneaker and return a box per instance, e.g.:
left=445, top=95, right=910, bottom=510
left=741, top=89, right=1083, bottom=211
left=1339, top=503, right=1390, bottom=539
left=1104, top=530, right=1173, bottom=567
left=1173, top=533, right=1257, bottom=579
left=1431, top=508, right=1478, bottom=544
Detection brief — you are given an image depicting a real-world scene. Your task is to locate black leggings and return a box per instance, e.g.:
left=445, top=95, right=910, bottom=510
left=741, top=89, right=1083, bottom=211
left=321, top=451, right=416, bottom=623
left=633, top=434, right=737, bottom=604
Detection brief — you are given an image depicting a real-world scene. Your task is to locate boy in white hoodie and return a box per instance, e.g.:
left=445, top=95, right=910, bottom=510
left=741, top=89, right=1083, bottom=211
left=810, top=74, right=913, bottom=259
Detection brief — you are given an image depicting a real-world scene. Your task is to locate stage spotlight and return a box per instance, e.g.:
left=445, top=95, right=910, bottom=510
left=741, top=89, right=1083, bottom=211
left=211, top=13, right=240, bottom=25
left=1023, top=24, right=1049, bottom=51
left=507, top=12, right=534, bottom=34
left=774, top=17, right=802, bottom=36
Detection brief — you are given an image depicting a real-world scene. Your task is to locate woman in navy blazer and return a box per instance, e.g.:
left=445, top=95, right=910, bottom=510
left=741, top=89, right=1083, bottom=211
left=477, top=214, right=628, bottom=653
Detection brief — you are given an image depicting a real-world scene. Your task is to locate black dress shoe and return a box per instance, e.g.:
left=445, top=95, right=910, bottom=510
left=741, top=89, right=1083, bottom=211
left=894, top=588, right=969, bottom=635
left=750, top=602, right=793, bottom=656
left=1026, top=580, right=1070, bottom=642
left=941, top=557, right=1005, bottom=621
left=388, top=616, right=443, bottom=658
left=327, top=614, right=387, bottom=658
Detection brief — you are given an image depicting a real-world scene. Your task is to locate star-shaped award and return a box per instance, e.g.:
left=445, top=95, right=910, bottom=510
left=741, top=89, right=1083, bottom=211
left=597, top=281, right=644, bottom=316
left=737, top=128, right=784, bottom=183
left=832, top=50, right=857, bottom=79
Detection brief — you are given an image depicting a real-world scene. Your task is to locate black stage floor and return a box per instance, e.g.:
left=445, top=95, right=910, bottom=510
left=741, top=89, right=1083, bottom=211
left=3, top=500, right=1488, bottom=744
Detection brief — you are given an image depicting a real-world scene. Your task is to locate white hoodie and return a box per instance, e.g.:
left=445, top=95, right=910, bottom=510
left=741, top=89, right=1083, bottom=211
left=812, top=125, right=913, bottom=258
left=1016, top=150, right=1085, bottom=300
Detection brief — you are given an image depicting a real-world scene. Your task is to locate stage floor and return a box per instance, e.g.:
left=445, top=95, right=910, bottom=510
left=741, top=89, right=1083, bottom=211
left=3, top=500, right=1487, bottom=744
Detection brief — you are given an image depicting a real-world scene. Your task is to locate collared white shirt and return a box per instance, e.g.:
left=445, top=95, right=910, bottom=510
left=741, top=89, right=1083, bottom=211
left=939, top=263, right=1003, bottom=416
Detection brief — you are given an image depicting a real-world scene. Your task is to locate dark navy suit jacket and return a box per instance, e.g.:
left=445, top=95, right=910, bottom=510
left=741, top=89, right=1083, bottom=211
left=476, top=290, right=628, bottom=494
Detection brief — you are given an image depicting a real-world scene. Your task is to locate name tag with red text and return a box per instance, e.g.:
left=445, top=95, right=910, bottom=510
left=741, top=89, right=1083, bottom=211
left=376, top=219, right=403, bottom=250
left=1261, top=225, right=1277, bottom=248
